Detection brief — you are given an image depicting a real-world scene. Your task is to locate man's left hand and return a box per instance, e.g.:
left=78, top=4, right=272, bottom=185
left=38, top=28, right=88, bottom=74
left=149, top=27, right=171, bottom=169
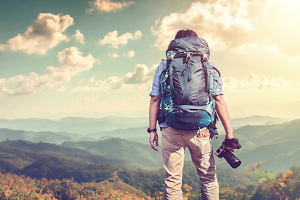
left=149, top=132, right=159, bottom=151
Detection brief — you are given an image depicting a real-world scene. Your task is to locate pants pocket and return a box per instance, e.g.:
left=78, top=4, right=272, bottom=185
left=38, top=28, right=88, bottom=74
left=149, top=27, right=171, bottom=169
left=199, top=137, right=211, bottom=155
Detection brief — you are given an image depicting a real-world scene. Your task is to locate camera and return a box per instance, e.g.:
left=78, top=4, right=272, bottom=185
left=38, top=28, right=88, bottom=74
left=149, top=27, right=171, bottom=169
left=214, top=139, right=241, bottom=169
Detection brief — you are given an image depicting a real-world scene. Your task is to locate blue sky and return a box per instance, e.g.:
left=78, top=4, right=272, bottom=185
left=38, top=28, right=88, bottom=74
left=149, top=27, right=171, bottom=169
left=0, top=0, right=300, bottom=120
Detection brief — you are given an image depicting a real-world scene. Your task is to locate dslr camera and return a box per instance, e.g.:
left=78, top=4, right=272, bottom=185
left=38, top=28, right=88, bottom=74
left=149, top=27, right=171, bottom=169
left=215, top=138, right=242, bottom=169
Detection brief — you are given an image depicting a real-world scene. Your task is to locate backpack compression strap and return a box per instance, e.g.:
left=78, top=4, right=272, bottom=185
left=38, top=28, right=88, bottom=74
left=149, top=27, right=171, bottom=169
left=202, top=54, right=211, bottom=95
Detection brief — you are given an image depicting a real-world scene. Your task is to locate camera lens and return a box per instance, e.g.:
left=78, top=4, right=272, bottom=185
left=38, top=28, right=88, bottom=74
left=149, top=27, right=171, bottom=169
left=223, top=150, right=241, bottom=169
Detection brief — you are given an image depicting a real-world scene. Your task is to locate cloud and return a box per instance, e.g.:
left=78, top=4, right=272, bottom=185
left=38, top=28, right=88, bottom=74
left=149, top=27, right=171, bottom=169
left=89, top=76, right=95, bottom=82
left=0, top=47, right=96, bottom=95
left=0, top=13, right=74, bottom=55
left=108, top=52, right=119, bottom=58
left=123, top=64, right=156, bottom=85
left=57, top=86, right=69, bottom=92
left=125, top=50, right=135, bottom=58
left=222, top=73, right=300, bottom=106
left=71, top=77, right=121, bottom=92
left=224, top=73, right=296, bottom=91
left=98, top=30, right=142, bottom=48
left=151, top=0, right=300, bottom=56
left=88, top=0, right=135, bottom=13
left=71, top=64, right=157, bottom=92
left=72, top=29, right=85, bottom=45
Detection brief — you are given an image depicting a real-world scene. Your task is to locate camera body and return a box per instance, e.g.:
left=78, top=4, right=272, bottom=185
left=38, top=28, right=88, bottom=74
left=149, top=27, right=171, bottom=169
left=215, top=141, right=241, bottom=169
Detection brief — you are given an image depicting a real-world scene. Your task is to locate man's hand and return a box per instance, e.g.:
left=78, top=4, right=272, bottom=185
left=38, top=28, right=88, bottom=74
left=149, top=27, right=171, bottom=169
left=225, top=134, right=235, bottom=152
left=224, top=136, right=242, bottom=152
left=149, top=132, right=159, bottom=151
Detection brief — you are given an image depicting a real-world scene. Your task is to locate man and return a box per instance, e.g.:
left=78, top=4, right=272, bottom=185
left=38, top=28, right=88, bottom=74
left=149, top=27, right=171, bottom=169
left=148, top=29, right=236, bottom=200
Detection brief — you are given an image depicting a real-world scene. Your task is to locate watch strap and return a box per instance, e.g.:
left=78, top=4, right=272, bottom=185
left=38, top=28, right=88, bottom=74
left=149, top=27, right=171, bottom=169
left=147, top=127, right=157, bottom=133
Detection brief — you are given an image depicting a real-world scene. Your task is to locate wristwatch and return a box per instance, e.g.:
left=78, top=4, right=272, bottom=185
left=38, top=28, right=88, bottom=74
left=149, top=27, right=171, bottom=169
left=147, top=127, right=157, bottom=133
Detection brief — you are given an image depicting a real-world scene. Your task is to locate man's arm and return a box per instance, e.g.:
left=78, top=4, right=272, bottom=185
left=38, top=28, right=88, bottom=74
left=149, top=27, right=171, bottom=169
left=214, top=95, right=234, bottom=139
left=149, top=96, right=160, bottom=151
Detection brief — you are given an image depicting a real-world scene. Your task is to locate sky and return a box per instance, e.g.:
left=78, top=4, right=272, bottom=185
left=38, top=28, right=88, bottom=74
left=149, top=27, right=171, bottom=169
left=0, top=0, right=300, bottom=120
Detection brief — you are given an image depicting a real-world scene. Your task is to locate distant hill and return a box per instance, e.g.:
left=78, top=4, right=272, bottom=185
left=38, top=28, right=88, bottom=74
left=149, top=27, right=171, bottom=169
left=61, top=138, right=163, bottom=168
left=216, top=118, right=300, bottom=172
left=264, top=121, right=277, bottom=126
left=0, top=116, right=148, bottom=134
left=231, top=115, right=286, bottom=127
left=87, top=126, right=147, bottom=139
left=0, top=128, right=72, bottom=144
left=0, top=115, right=288, bottom=136
left=216, top=115, right=287, bottom=132
left=0, top=140, right=125, bottom=166
left=17, top=156, right=118, bottom=182
left=216, top=141, right=300, bottom=171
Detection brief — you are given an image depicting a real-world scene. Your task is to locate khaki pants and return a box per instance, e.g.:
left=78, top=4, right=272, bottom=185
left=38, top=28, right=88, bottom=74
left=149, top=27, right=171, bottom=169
left=161, top=126, right=219, bottom=200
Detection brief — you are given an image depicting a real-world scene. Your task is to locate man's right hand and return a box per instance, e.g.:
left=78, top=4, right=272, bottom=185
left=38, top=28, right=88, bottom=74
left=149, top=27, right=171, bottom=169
left=149, top=132, right=159, bottom=151
left=224, top=137, right=241, bottom=152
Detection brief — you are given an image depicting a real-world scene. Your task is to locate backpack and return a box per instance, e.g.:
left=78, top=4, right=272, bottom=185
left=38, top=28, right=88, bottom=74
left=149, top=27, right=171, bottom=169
left=159, top=37, right=220, bottom=136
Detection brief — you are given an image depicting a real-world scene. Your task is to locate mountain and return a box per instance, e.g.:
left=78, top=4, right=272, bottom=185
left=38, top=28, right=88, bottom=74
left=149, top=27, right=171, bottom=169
left=264, top=121, right=277, bottom=126
left=216, top=141, right=300, bottom=171
left=230, top=115, right=286, bottom=127
left=0, top=116, right=148, bottom=134
left=0, top=128, right=72, bottom=144
left=86, top=126, right=147, bottom=139
left=0, top=140, right=125, bottom=166
left=17, top=156, right=118, bottom=183
left=216, top=119, right=300, bottom=172
left=233, top=118, right=300, bottom=146
left=61, top=138, right=163, bottom=168
left=0, top=115, right=287, bottom=136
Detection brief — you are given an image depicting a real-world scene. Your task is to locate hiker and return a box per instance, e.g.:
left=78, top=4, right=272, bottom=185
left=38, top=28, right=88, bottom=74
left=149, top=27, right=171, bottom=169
left=148, top=29, right=238, bottom=200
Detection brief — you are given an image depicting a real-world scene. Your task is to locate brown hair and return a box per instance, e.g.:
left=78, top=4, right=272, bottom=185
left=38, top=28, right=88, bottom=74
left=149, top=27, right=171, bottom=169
left=175, top=29, right=198, bottom=39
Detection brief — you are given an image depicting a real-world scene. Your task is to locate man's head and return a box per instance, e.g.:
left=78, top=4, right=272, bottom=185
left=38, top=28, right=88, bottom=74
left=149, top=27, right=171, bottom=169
left=175, top=29, right=198, bottom=39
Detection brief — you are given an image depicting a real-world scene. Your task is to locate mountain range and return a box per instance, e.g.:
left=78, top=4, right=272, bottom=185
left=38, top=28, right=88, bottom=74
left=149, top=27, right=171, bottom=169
left=0, top=115, right=287, bottom=136
left=0, top=139, right=257, bottom=195
left=0, top=115, right=298, bottom=173
left=0, top=116, right=148, bottom=134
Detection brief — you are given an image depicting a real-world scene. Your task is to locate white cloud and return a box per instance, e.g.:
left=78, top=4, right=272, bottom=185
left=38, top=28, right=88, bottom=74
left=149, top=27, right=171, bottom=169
left=72, top=29, right=85, bottom=45
left=78, top=79, right=84, bottom=83
left=151, top=0, right=300, bottom=56
left=0, top=13, right=74, bottom=55
left=71, top=77, right=121, bottom=92
left=0, top=47, right=96, bottom=95
left=123, top=64, right=156, bottom=85
left=71, top=64, right=158, bottom=92
left=224, top=73, right=296, bottom=91
left=133, top=31, right=142, bottom=39
left=88, top=0, right=134, bottom=13
left=57, top=85, right=69, bottom=92
left=125, top=50, right=135, bottom=58
left=108, top=52, right=119, bottom=58
left=98, top=30, right=142, bottom=48
left=223, top=73, right=300, bottom=105
left=89, top=76, right=95, bottom=82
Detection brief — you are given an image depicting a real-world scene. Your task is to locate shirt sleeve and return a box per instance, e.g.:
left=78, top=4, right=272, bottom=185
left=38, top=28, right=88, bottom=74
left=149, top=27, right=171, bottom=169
left=209, top=61, right=224, bottom=96
left=149, top=62, right=163, bottom=98
left=215, top=75, right=224, bottom=96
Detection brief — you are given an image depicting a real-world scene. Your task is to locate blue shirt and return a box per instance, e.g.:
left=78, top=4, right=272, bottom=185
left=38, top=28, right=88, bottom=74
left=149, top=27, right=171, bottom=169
left=149, top=61, right=224, bottom=127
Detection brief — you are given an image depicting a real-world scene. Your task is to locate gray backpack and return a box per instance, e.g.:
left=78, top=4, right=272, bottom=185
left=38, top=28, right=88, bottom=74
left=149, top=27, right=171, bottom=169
left=159, top=37, right=220, bottom=136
